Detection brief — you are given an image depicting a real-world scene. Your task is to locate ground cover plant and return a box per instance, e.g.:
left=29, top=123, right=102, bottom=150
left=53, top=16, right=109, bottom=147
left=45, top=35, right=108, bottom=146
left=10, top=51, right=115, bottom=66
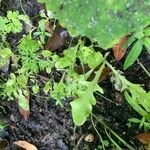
left=0, top=0, right=150, bottom=149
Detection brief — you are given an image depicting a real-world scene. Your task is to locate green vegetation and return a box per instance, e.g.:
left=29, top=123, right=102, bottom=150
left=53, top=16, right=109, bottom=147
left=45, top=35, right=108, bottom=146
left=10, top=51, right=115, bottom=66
left=41, top=0, right=150, bottom=49
left=0, top=0, right=150, bottom=149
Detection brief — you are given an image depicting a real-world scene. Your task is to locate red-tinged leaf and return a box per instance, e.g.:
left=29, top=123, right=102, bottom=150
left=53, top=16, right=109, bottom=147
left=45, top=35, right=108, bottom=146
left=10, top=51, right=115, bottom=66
left=18, top=91, right=30, bottom=121
left=99, top=67, right=112, bottom=81
left=136, top=132, right=150, bottom=145
left=113, top=36, right=128, bottom=61
left=13, top=141, right=38, bottom=150
left=19, top=108, right=30, bottom=121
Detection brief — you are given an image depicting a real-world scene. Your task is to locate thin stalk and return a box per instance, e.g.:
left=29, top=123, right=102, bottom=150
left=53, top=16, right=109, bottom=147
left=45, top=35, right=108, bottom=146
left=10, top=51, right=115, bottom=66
left=92, top=114, right=135, bottom=150
left=137, top=59, right=150, bottom=77
left=104, top=127, right=122, bottom=150
left=19, top=0, right=28, bottom=16
left=91, top=114, right=105, bottom=150
left=95, top=91, right=118, bottom=105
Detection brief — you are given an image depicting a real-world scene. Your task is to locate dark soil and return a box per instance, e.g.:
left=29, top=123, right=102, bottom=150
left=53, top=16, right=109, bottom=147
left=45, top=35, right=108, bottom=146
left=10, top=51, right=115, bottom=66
left=0, top=0, right=150, bottom=150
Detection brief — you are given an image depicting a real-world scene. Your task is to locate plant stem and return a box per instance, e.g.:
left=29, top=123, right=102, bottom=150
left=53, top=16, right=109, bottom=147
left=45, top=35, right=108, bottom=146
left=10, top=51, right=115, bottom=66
left=91, top=114, right=105, bottom=150
left=92, top=114, right=135, bottom=150
left=137, top=59, right=150, bottom=77
left=19, top=0, right=28, bottom=16
left=104, top=127, right=122, bottom=150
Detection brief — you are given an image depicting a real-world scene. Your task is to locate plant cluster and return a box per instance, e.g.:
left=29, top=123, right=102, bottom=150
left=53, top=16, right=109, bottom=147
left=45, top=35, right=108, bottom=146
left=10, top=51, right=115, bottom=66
left=0, top=1, right=150, bottom=149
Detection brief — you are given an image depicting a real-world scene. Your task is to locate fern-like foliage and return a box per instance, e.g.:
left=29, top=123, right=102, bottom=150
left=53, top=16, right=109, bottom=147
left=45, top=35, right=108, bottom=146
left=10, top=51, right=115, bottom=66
left=18, top=35, right=40, bottom=73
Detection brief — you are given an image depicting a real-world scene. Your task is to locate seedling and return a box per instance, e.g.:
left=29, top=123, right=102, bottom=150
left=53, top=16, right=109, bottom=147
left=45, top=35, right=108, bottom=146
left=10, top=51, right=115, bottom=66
left=33, top=19, right=51, bottom=44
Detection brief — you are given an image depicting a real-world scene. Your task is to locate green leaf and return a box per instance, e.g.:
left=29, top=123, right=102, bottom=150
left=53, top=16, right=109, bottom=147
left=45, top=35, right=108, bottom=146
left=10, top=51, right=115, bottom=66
left=18, top=35, right=40, bottom=73
left=46, top=67, right=51, bottom=73
left=0, top=16, right=6, bottom=31
left=124, top=85, right=150, bottom=119
left=128, top=118, right=140, bottom=123
left=42, top=0, right=150, bottom=49
left=17, top=74, right=27, bottom=87
left=123, top=35, right=136, bottom=50
left=144, top=27, right=150, bottom=36
left=55, top=45, right=78, bottom=68
left=124, top=39, right=143, bottom=70
left=77, top=45, right=103, bottom=69
left=6, top=11, right=23, bottom=33
left=0, top=48, right=12, bottom=59
left=51, top=78, right=67, bottom=102
left=134, top=30, right=144, bottom=39
left=19, top=35, right=40, bottom=54
left=44, top=81, right=51, bottom=94
left=144, top=37, right=150, bottom=53
left=32, top=84, right=39, bottom=94
left=18, top=90, right=29, bottom=111
left=41, top=50, right=52, bottom=58
left=70, top=63, right=104, bottom=126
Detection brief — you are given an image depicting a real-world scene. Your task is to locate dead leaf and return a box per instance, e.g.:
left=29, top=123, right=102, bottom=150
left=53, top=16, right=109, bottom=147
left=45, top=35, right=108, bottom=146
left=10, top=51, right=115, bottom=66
left=45, top=20, right=53, bottom=34
left=13, top=141, right=38, bottom=150
left=84, top=133, right=94, bottom=142
left=18, top=91, right=30, bottom=121
left=44, top=25, right=68, bottom=52
left=113, top=36, right=128, bottom=61
left=136, top=132, right=150, bottom=145
left=99, top=67, right=112, bottom=81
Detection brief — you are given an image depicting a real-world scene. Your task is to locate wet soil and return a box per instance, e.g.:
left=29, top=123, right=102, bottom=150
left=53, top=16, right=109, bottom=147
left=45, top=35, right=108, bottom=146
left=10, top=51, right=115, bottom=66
left=0, top=0, right=150, bottom=150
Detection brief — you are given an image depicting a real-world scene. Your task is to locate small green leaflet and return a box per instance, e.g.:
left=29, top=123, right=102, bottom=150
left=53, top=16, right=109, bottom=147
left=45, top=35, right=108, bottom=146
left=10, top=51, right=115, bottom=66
left=17, top=74, right=27, bottom=87
left=55, top=45, right=78, bottom=68
left=77, top=45, right=103, bottom=69
left=32, top=84, right=39, bottom=94
left=18, top=89, right=29, bottom=111
left=0, top=48, right=12, bottom=59
left=124, top=39, right=143, bottom=70
left=51, top=75, right=67, bottom=105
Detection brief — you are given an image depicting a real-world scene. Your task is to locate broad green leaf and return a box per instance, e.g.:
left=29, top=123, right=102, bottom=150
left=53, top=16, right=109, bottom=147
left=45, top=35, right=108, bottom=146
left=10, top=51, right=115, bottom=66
left=123, top=35, right=136, bottom=50
left=134, top=30, right=144, bottom=39
left=18, top=15, right=31, bottom=26
left=124, top=40, right=143, bottom=70
left=42, top=0, right=150, bottom=49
